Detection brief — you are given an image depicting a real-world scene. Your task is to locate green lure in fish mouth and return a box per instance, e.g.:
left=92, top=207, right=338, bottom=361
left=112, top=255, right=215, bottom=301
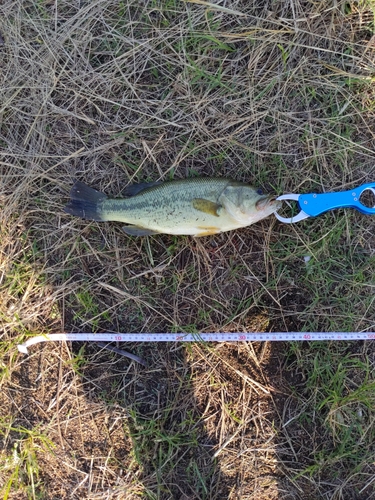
left=64, top=177, right=280, bottom=237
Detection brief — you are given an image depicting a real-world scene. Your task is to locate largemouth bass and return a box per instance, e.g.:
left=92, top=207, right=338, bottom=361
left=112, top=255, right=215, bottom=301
left=64, top=178, right=281, bottom=236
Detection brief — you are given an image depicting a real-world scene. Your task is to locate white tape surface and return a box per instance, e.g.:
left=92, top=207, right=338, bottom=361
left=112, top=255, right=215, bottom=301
left=17, top=332, right=375, bottom=354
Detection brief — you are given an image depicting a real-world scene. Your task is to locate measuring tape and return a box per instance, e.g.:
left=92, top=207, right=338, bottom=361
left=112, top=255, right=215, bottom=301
left=17, top=331, right=375, bottom=354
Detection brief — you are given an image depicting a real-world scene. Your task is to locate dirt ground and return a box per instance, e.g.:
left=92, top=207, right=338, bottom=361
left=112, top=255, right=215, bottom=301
left=1, top=0, right=375, bottom=498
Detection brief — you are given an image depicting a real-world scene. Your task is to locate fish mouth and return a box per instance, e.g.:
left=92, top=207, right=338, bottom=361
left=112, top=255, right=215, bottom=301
left=256, top=196, right=282, bottom=211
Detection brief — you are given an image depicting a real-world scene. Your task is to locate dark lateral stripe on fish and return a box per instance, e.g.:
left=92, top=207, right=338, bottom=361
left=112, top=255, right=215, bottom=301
left=64, top=180, right=107, bottom=221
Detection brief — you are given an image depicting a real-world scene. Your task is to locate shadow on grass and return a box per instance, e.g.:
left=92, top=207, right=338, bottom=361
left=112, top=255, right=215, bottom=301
left=79, top=341, right=232, bottom=499
left=3, top=331, right=295, bottom=499
left=4, top=341, right=234, bottom=498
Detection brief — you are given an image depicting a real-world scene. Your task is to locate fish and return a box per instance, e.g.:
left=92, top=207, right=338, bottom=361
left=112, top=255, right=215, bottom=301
left=64, top=178, right=281, bottom=237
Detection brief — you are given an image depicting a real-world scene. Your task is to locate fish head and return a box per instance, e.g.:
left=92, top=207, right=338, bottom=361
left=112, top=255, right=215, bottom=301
left=220, top=185, right=282, bottom=225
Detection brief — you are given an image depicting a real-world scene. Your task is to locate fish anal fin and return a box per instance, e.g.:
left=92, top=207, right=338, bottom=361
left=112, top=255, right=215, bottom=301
left=192, top=198, right=221, bottom=217
left=122, top=225, right=159, bottom=236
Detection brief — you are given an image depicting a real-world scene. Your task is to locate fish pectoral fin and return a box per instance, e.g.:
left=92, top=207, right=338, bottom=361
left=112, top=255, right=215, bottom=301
left=192, top=198, right=221, bottom=217
left=122, top=181, right=163, bottom=197
left=122, top=225, right=159, bottom=236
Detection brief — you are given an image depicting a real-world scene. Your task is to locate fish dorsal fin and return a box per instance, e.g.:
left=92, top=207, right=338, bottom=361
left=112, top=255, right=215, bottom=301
left=122, top=181, right=163, bottom=197
left=192, top=198, right=221, bottom=217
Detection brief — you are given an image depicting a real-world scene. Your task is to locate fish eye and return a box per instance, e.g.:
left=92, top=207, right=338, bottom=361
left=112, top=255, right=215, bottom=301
left=256, top=188, right=263, bottom=195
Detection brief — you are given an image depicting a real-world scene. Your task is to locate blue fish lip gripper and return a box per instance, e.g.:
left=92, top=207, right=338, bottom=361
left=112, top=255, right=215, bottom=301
left=275, top=183, right=375, bottom=224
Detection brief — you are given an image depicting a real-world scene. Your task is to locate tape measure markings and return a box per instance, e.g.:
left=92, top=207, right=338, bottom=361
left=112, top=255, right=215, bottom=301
left=17, top=332, right=375, bottom=354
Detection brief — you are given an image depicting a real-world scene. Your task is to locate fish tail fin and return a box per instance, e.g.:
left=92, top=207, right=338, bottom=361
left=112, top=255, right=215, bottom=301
left=64, top=181, right=108, bottom=221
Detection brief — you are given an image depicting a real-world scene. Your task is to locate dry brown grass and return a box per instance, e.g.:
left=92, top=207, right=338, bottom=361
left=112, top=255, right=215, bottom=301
left=1, top=0, right=375, bottom=498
